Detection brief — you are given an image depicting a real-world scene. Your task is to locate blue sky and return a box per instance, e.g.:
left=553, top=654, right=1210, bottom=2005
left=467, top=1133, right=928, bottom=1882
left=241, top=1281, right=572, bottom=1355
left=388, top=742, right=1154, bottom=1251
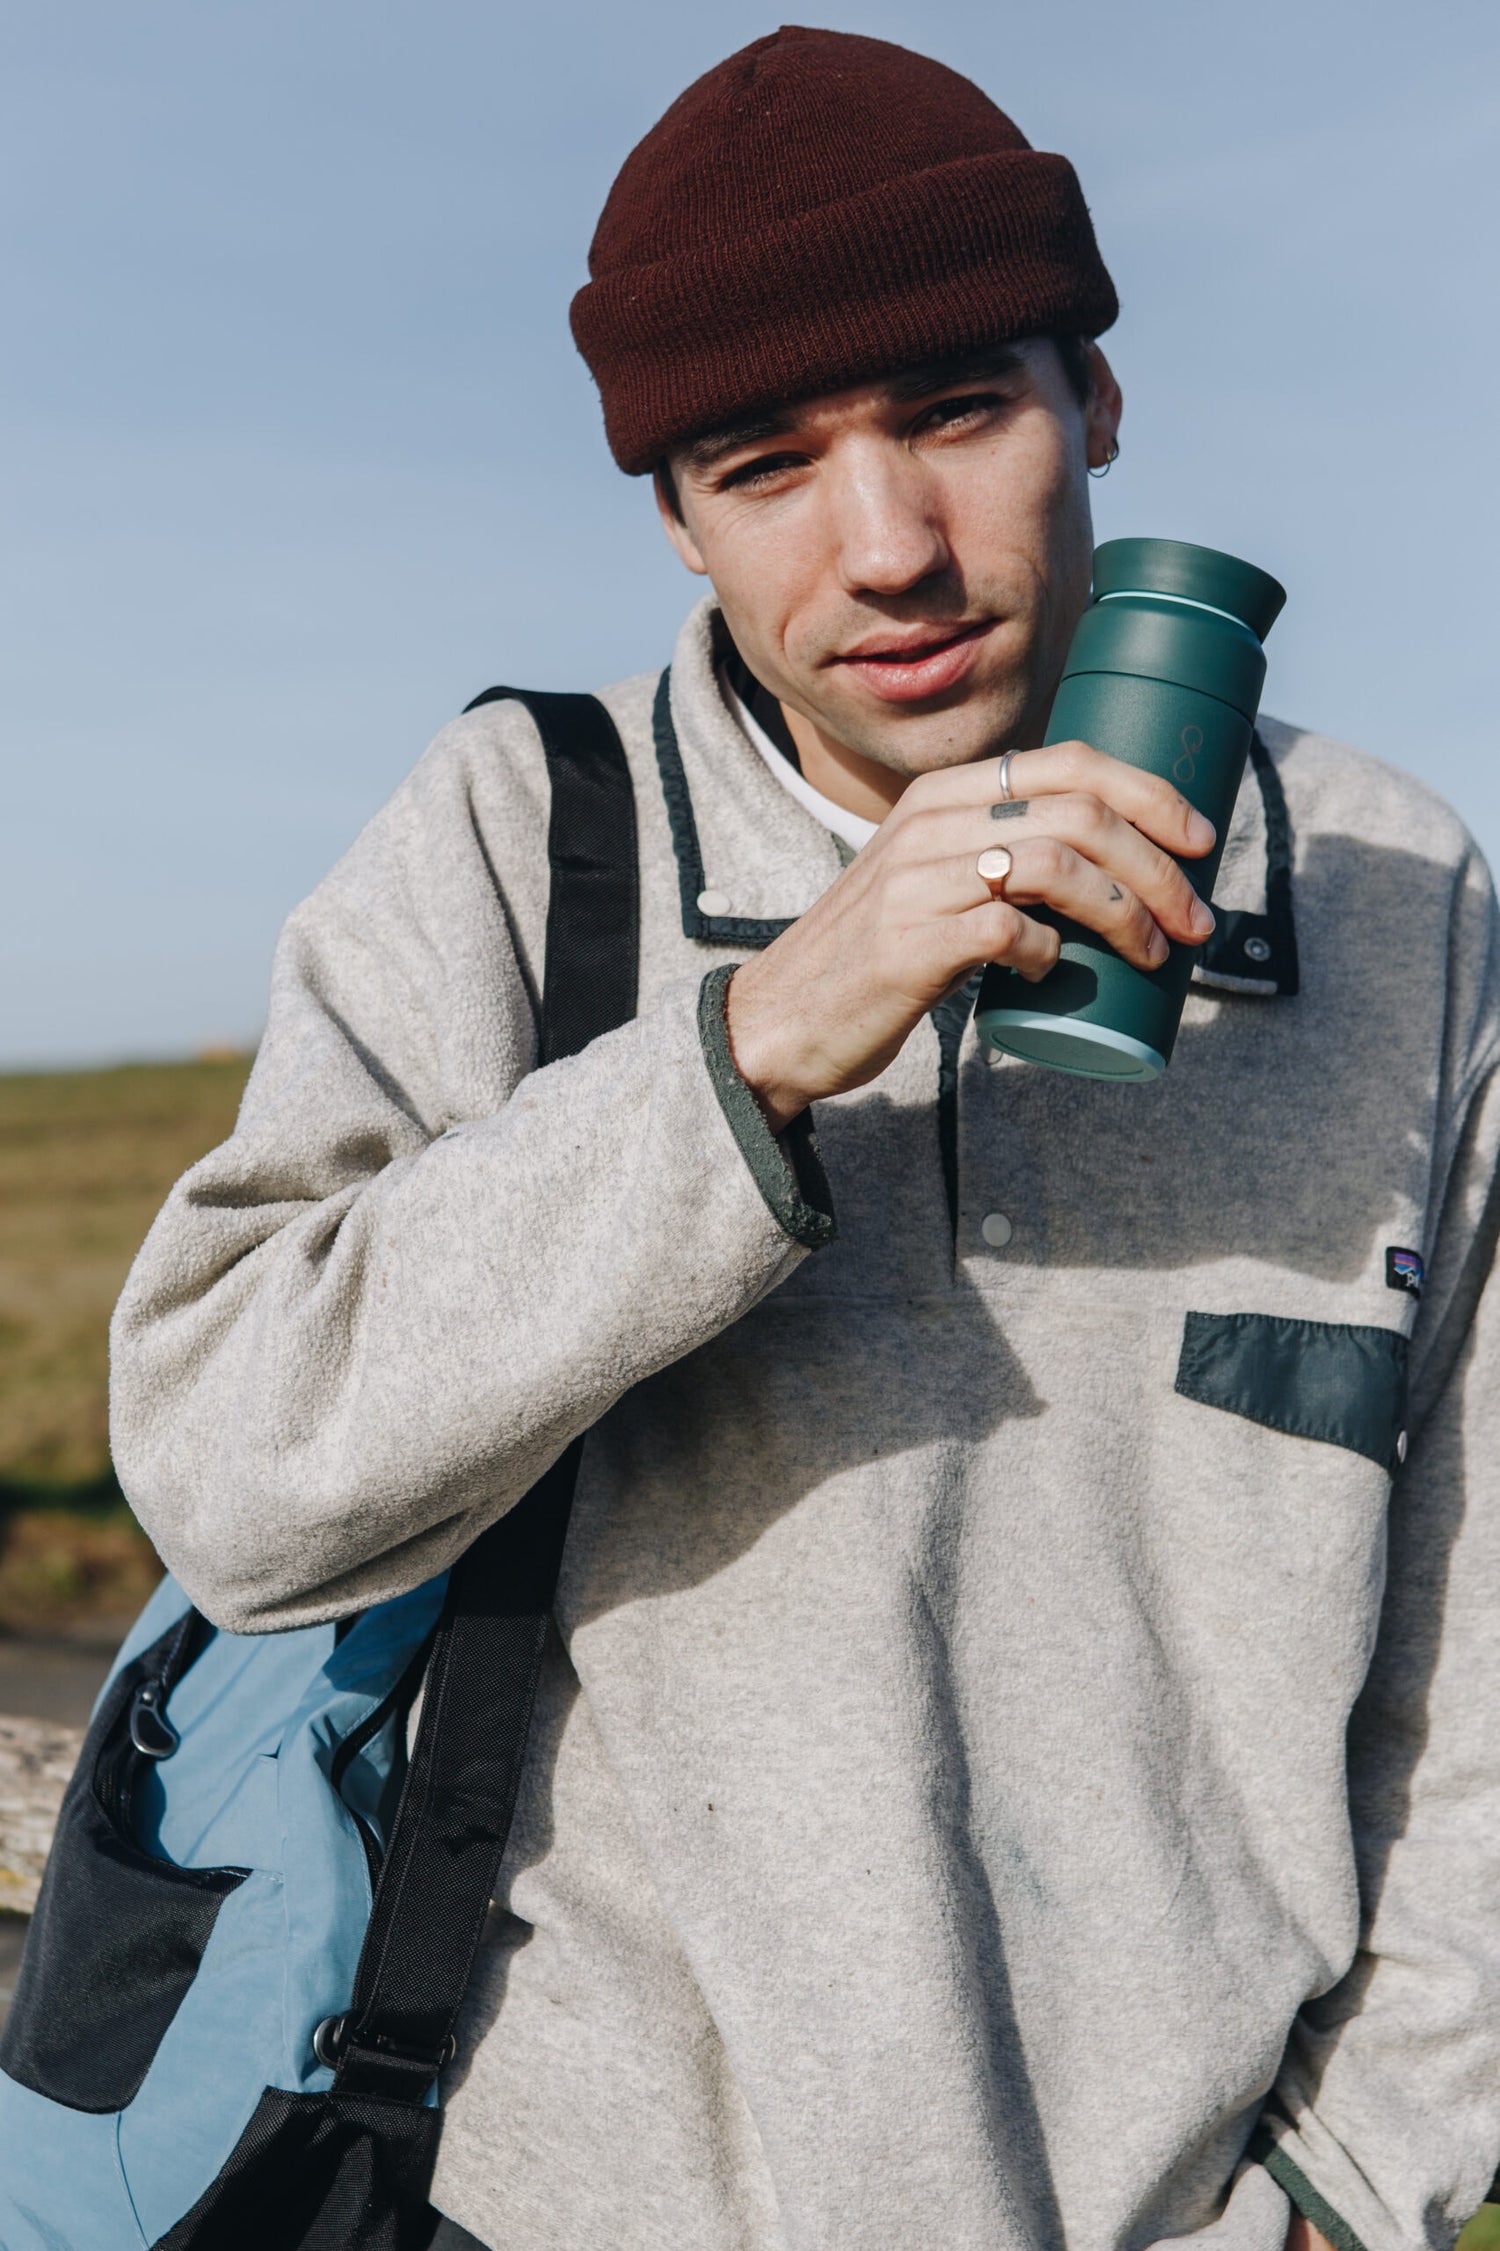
left=4, top=0, right=1496, bottom=1066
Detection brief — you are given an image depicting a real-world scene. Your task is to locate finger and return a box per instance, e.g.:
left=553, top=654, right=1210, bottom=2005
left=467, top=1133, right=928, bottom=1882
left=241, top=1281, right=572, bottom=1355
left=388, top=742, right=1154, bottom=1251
left=896, top=740, right=1215, bottom=861
left=998, top=796, right=1210, bottom=942
left=897, top=837, right=1167, bottom=970
left=980, top=836, right=1172, bottom=970
left=887, top=802, right=1213, bottom=947
left=941, top=897, right=1062, bottom=983
left=905, top=897, right=1060, bottom=987
left=1002, top=741, right=1216, bottom=859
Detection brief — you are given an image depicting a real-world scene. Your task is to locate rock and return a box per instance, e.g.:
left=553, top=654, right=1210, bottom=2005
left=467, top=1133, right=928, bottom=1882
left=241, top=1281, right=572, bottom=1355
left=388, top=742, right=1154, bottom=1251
left=0, top=1716, right=83, bottom=1913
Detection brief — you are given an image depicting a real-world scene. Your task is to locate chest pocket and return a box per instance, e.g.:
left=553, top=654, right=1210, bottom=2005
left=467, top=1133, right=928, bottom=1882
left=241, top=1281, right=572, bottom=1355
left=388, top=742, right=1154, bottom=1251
left=1175, top=1311, right=1409, bottom=1469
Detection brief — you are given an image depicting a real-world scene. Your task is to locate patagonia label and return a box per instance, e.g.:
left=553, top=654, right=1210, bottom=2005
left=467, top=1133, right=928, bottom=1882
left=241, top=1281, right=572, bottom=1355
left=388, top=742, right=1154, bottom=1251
left=1386, top=1247, right=1425, bottom=1298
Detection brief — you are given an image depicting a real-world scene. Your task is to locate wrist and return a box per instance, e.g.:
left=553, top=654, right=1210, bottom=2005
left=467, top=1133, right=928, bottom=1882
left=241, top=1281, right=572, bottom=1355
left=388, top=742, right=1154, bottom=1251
left=725, top=963, right=813, bottom=1136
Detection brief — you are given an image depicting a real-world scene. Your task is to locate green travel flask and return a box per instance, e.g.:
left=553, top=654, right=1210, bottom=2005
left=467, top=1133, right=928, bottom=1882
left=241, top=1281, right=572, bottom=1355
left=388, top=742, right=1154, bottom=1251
left=974, top=537, right=1286, bottom=1080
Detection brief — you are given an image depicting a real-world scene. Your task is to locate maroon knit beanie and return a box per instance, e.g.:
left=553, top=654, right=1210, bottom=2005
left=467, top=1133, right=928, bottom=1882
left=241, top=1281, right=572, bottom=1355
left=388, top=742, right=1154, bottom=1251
left=571, top=25, right=1118, bottom=475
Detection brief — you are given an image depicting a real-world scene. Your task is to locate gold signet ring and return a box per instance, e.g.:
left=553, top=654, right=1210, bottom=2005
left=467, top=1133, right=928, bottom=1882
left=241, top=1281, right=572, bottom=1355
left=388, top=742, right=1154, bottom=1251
left=976, top=846, right=1014, bottom=898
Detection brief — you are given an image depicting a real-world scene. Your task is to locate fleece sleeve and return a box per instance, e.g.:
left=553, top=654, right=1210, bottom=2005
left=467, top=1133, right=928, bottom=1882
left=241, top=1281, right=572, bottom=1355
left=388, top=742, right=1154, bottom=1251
left=109, top=720, right=832, bottom=1633
left=1257, top=851, right=1500, bottom=2251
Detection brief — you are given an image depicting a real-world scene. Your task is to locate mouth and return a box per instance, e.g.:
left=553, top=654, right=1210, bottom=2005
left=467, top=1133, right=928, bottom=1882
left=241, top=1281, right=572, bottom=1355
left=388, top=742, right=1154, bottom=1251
left=834, top=619, right=995, bottom=703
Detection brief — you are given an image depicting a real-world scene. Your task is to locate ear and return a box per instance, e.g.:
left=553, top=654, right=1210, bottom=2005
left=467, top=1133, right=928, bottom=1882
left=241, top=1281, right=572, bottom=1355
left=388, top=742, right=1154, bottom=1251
left=1082, top=344, right=1123, bottom=471
left=653, top=466, right=710, bottom=577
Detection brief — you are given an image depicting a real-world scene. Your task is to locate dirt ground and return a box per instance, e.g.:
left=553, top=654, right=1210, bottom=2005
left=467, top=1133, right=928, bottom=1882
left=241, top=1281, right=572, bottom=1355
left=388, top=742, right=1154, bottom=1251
left=0, top=1629, right=115, bottom=2029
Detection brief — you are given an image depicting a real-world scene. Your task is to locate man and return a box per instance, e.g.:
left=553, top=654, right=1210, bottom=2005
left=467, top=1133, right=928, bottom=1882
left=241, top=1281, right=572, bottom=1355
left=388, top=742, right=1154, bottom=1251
left=113, top=28, right=1500, bottom=2251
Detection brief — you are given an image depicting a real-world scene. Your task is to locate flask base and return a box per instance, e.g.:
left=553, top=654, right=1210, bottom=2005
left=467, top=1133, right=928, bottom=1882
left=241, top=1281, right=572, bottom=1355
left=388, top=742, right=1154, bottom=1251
left=975, top=1009, right=1166, bottom=1082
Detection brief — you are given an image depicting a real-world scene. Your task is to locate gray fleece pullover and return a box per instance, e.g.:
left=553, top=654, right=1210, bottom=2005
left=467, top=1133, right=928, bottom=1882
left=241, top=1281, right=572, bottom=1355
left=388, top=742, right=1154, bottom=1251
left=112, top=600, right=1500, bottom=2251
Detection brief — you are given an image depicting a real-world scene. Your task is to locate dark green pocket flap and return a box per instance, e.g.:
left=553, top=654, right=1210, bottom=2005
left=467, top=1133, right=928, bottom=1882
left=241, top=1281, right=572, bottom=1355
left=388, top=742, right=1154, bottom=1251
left=1175, top=1312, right=1409, bottom=1468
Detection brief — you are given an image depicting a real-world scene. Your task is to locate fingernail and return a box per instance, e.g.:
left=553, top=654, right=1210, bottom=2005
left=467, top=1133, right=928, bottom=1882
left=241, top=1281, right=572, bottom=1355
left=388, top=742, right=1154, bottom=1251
left=1186, top=810, right=1216, bottom=850
left=1190, top=897, right=1216, bottom=938
left=1148, top=929, right=1170, bottom=965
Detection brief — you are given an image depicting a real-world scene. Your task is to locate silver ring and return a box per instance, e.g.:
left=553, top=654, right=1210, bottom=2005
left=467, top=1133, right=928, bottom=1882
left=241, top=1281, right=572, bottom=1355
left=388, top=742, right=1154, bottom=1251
left=996, top=749, right=1018, bottom=802
left=976, top=846, right=1014, bottom=898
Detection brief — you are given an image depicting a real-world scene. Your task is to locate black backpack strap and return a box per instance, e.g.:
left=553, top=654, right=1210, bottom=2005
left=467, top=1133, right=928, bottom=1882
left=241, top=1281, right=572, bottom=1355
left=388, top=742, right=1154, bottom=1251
left=329, top=687, right=638, bottom=2101
left=463, top=685, right=640, bottom=1063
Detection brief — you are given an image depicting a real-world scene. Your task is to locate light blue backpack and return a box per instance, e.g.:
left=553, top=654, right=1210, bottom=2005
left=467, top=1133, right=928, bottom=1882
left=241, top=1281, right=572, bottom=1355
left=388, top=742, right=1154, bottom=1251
left=0, top=685, right=639, bottom=2251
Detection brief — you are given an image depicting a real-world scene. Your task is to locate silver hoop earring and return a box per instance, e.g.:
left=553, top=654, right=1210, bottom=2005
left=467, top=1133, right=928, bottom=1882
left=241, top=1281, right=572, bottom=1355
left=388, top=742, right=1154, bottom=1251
left=1088, top=439, right=1120, bottom=481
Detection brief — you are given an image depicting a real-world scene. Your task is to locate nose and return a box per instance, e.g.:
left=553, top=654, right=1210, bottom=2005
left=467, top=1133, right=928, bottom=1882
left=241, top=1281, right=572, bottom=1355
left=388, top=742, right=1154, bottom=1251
left=826, top=443, right=950, bottom=598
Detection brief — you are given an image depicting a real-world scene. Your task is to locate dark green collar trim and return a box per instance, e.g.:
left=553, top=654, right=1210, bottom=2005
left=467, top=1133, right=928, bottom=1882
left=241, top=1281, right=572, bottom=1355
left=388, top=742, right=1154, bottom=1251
left=652, top=670, right=794, bottom=950
left=1193, top=731, right=1300, bottom=998
left=1248, top=2130, right=1370, bottom=2251
left=697, top=965, right=836, bottom=1251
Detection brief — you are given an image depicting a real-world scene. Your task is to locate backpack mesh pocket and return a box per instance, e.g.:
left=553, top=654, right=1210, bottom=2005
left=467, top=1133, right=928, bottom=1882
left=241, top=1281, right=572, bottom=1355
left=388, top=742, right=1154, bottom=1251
left=0, top=1633, right=247, bottom=2112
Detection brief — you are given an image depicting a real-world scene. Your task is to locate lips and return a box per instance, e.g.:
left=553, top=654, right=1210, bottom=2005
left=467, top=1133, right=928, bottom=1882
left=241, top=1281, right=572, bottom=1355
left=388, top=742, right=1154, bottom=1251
left=836, top=619, right=994, bottom=703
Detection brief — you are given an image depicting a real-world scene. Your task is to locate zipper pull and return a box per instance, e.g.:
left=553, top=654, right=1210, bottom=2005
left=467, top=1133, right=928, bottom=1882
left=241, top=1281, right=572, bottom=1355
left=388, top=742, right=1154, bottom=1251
left=129, top=1678, right=180, bottom=1759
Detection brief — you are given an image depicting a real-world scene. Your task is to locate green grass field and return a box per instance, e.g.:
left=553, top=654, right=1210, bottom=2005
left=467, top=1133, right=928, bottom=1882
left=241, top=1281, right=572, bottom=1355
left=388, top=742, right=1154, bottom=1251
left=0, top=1055, right=251, bottom=1627
left=1, top=1054, right=1496, bottom=2241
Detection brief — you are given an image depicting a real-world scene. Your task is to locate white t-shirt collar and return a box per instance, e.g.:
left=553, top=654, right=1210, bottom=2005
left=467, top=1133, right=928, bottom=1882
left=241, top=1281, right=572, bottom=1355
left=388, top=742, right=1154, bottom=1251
left=719, top=664, right=880, bottom=855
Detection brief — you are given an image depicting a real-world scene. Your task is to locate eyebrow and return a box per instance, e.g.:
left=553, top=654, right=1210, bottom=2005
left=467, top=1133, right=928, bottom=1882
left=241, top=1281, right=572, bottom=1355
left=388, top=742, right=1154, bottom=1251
left=678, top=343, right=1032, bottom=475
left=883, top=343, right=1029, bottom=401
left=680, top=411, right=800, bottom=473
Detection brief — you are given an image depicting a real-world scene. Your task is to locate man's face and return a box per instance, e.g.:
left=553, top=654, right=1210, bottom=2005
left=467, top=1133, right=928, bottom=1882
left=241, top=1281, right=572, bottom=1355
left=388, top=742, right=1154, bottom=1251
left=659, top=339, right=1122, bottom=778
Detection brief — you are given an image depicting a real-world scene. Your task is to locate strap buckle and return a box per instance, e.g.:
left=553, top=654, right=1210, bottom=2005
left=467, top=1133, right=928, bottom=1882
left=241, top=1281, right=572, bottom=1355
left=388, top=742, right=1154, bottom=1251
left=313, top=2013, right=457, bottom=2076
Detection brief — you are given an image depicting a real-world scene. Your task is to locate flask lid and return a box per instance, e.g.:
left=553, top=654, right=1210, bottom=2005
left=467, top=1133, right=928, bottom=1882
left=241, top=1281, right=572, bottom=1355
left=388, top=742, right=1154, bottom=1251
left=1093, top=538, right=1286, bottom=645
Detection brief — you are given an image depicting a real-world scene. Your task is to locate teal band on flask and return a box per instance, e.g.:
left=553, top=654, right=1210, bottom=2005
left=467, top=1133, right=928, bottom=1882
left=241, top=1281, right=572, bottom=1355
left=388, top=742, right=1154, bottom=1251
left=974, top=538, right=1286, bottom=1081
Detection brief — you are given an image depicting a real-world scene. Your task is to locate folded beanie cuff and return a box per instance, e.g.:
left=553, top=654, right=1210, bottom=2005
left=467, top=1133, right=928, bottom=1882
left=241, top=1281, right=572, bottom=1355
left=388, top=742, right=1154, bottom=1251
left=572, top=149, right=1118, bottom=475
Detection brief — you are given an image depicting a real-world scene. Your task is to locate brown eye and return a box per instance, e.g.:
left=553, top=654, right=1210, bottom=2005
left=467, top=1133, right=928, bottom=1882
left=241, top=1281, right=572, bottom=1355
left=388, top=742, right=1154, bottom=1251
left=721, top=453, right=803, bottom=491
left=921, top=392, right=998, bottom=431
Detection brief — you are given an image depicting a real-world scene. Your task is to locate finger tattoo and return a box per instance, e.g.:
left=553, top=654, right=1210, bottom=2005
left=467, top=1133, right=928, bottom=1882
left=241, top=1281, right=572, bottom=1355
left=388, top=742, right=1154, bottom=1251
left=1109, top=884, right=1123, bottom=901
left=989, top=800, right=1030, bottom=821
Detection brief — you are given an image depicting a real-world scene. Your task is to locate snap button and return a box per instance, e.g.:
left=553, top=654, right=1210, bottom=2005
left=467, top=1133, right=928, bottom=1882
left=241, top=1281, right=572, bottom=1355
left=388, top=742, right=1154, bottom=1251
left=980, top=1211, right=1013, bottom=1249
left=697, top=888, right=732, bottom=917
left=1243, top=935, right=1273, bottom=964
left=1395, top=1429, right=1409, bottom=1465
